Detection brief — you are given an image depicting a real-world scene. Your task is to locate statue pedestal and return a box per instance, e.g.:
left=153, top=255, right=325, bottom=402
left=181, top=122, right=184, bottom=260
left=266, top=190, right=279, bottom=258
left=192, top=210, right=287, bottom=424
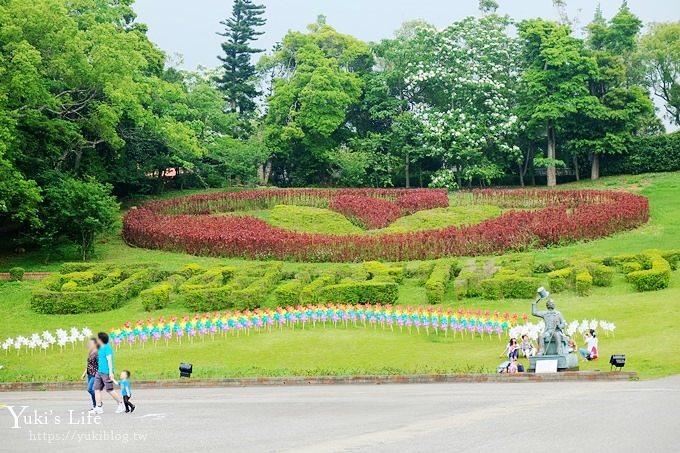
left=529, top=354, right=579, bottom=372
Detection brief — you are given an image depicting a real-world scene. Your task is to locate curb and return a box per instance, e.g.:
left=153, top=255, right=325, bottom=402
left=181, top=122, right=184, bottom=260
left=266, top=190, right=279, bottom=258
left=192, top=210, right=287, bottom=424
left=0, top=371, right=637, bottom=392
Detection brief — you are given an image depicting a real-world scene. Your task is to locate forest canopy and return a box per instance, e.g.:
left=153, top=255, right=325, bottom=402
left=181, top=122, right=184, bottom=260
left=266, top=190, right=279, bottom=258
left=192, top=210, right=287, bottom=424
left=0, top=0, right=678, bottom=256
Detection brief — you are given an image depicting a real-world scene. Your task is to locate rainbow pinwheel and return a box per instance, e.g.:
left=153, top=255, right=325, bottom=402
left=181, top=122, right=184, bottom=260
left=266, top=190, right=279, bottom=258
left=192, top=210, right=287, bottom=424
left=108, top=304, right=526, bottom=349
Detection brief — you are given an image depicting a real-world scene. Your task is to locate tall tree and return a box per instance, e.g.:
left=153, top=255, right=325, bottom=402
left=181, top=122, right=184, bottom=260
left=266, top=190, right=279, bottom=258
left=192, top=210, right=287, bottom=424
left=638, top=22, right=680, bottom=126
left=217, top=0, right=266, bottom=114
left=573, top=1, right=654, bottom=180
left=518, top=19, right=599, bottom=186
left=406, top=16, right=522, bottom=188
left=262, top=19, right=372, bottom=185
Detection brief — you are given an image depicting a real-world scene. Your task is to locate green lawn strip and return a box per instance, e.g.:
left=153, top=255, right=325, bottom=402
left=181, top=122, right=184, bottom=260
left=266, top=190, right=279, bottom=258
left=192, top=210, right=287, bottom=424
left=379, top=205, right=502, bottom=233
left=220, top=209, right=273, bottom=221
left=267, top=205, right=364, bottom=235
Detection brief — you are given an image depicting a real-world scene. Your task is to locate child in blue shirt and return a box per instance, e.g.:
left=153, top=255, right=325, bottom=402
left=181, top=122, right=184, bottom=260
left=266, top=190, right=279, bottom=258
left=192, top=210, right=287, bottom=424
left=116, top=370, right=136, bottom=413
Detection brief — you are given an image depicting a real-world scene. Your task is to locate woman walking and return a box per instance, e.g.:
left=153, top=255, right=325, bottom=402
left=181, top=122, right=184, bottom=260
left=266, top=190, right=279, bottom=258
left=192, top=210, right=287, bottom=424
left=80, top=338, right=99, bottom=410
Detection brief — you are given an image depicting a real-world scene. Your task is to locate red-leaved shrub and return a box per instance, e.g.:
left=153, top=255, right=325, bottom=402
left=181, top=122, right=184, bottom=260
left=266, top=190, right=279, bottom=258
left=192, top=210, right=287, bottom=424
left=123, top=189, right=649, bottom=262
left=329, top=195, right=402, bottom=229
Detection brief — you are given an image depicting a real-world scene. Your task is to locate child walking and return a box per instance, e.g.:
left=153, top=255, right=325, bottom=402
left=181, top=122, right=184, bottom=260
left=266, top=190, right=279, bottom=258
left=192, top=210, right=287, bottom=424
left=116, top=370, right=136, bottom=413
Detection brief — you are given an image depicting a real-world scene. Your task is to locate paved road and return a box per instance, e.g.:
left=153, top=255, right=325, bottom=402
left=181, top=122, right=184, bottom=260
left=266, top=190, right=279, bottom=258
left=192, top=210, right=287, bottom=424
left=1, top=377, right=679, bottom=453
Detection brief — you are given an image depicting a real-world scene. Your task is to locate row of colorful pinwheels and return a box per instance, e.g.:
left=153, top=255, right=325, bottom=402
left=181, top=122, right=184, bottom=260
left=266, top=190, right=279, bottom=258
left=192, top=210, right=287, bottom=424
left=108, top=305, right=525, bottom=348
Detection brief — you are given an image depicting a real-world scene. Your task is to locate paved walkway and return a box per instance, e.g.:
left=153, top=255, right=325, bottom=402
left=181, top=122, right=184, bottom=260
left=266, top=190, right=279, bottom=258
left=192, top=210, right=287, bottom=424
left=1, top=377, right=679, bottom=452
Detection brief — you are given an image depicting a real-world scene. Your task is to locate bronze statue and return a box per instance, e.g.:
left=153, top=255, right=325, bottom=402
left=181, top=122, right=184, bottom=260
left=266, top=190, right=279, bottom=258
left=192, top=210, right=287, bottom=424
left=532, top=298, right=568, bottom=356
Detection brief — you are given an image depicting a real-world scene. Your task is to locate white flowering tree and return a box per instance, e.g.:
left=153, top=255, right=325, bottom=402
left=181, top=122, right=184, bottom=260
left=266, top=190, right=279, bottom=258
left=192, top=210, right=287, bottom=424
left=405, top=16, right=522, bottom=188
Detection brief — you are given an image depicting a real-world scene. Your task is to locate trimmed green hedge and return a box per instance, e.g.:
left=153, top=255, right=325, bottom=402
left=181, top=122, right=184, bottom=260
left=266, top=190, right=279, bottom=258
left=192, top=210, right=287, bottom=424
left=548, top=268, right=572, bottom=293
left=575, top=272, right=593, bottom=296
left=9, top=267, right=25, bottom=282
left=662, top=250, right=680, bottom=271
left=602, top=131, right=680, bottom=175
left=480, top=272, right=540, bottom=300
left=179, top=266, right=235, bottom=292
left=274, top=280, right=303, bottom=306
left=32, top=267, right=162, bottom=314
left=300, top=274, right=336, bottom=304
left=590, top=264, right=614, bottom=287
left=182, top=265, right=282, bottom=311
left=233, top=267, right=283, bottom=310
left=425, top=262, right=452, bottom=304
left=182, top=285, right=237, bottom=312
left=622, top=262, right=642, bottom=274
left=363, top=261, right=404, bottom=283
left=179, top=263, right=204, bottom=279
left=626, top=255, right=671, bottom=292
left=317, top=281, right=399, bottom=304
left=141, top=284, right=172, bottom=311
left=405, top=261, right=435, bottom=282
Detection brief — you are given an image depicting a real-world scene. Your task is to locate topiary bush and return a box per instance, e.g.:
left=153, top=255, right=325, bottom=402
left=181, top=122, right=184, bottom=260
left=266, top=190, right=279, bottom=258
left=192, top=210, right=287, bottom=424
left=183, top=285, right=236, bottom=312
left=180, top=263, right=203, bottom=279
left=166, top=274, right=187, bottom=292
left=425, top=262, right=452, bottom=304
left=179, top=266, right=235, bottom=292
left=141, top=284, right=172, bottom=311
left=575, top=272, right=593, bottom=296
left=9, top=267, right=25, bottom=282
left=405, top=261, right=435, bottom=282
left=300, top=274, right=336, bottom=304
left=232, top=266, right=283, bottom=310
left=622, top=261, right=642, bottom=274
left=548, top=268, right=572, bottom=293
left=316, top=281, right=398, bottom=304
left=274, top=280, right=303, bottom=306
left=662, top=250, right=680, bottom=271
left=626, top=255, right=671, bottom=292
left=32, top=267, right=161, bottom=314
left=590, top=264, right=614, bottom=287
left=363, top=261, right=404, bottom=283
left=480, top=271, right=539, bottom=299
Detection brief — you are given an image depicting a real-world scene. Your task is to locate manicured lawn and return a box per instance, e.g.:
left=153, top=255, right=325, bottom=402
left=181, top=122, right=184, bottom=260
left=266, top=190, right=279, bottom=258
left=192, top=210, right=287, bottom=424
left=381, top=205, right=502, bottom=233
left=267, top=205, right=364, bottom=235
left=1, top=172, right=680, bottom=381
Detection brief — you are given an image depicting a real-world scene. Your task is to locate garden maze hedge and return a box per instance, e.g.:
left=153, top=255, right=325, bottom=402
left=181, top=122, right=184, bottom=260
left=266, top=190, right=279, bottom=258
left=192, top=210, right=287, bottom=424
left=31, top=249, right=679, bottom=314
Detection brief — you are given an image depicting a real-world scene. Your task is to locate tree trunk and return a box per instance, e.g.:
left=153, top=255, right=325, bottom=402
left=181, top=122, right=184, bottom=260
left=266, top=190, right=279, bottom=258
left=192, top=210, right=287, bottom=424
left=258, top=160, right=273, bottom=185
left=547, top=125, right=557, bottom=187
left=518, top=163, right=525, bottom=187
left=404, top=154, right=410, bottom=188
left=573, top=156, right=580, bottom=181
left=591, top=153, right=600, bottom=180
left=418, top=161, right=423, bottom=187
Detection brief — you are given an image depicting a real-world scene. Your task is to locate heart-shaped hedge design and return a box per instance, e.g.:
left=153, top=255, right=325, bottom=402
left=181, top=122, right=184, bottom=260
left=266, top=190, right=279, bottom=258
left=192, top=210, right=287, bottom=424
left=123, top=188, right=649, bottom=262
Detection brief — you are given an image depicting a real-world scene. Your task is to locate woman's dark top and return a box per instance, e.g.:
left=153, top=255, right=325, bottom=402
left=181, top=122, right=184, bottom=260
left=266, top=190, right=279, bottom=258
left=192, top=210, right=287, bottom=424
left=86, top=351, right=98, bottom=376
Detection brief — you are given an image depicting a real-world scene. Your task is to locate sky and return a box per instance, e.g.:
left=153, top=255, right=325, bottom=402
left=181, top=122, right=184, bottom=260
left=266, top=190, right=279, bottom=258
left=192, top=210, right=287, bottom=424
left=133, top=0, right=680, bottom=70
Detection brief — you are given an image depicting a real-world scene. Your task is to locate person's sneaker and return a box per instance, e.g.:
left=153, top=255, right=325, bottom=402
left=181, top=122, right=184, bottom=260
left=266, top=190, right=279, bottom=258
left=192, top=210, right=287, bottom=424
left=130, top=406, right=135, bottom=413
left=115, top=403, right=125, bottom=414
left=88, top=406, right=104, bottom=415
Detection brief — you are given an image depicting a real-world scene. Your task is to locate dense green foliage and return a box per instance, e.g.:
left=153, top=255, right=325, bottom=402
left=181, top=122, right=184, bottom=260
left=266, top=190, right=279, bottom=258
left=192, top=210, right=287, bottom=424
left=1, top=0, right=678, bottom=259
left=603, top=131, right=680, bottom=175
left=8, top=266, right=24, bottom=281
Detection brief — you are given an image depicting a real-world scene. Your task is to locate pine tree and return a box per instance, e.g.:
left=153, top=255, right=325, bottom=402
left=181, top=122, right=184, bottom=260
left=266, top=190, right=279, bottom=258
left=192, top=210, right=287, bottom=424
left=217, top=0, right=266, bottom=114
